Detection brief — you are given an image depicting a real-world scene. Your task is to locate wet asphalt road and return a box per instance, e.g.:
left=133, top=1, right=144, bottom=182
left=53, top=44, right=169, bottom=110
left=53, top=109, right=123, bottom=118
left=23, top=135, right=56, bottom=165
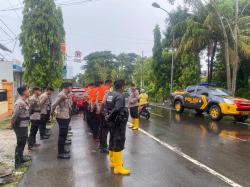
left=17, top=107, right=250, bottom=187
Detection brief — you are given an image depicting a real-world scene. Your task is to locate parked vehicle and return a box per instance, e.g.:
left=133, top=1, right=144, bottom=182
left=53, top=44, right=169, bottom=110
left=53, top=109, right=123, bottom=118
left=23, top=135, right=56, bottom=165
left=170, top=83, right=250, bottom=122
left=72, top=88, right=86, bottom=114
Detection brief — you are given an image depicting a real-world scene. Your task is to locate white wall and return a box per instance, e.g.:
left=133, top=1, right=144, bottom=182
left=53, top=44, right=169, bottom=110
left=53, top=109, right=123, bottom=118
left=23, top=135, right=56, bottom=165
left=0, top=61, right=13, bottom=83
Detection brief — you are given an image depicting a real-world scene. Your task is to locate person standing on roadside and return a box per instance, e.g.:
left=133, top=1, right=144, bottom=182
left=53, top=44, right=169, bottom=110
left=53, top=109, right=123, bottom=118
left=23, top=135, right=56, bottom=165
left=51, top=82, right=72, bottom=159
left=128, top=83, right=140, bottom=130
left=40, top=87, right=54, bottom=136
left=28, top=87, right=44, bottom=150
left=103, top=80, right=130, bottom=175
left=96, top=80, right=112, bottom=153
left=11, top=85, right=32, bottom=168
left=89, top=82, right=99, bottom=141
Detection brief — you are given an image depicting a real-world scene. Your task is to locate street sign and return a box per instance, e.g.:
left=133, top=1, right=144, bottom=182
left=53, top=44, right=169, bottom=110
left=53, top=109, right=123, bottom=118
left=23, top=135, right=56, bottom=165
left=74, top=50, right=82, bottom=63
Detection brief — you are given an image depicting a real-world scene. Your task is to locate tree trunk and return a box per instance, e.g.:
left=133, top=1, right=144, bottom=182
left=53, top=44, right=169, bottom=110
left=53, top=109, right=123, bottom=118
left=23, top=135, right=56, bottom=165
left=209, top=41, right=217, bottom=82
left=232, top=0, right=239, bottom=96
left=214, top=7, right=232, bottom=92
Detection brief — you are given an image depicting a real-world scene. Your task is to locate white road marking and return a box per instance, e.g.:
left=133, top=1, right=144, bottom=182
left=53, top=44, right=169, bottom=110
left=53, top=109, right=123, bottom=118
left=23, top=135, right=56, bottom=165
left=128, top=122, right=243, bottom=187
left=237, top=122, right=250, bottom=126
left=151, top=112, right=164, bottom=118
left=151, top=104, right=250, bottom=126
left=150, top=104, right=175, bottom=111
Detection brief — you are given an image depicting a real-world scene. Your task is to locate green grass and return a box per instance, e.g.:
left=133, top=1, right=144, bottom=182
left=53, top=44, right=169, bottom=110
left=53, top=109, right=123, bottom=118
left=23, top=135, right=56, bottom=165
left=0, top=161, right=30, bottom=186
left=0, top=118, right=11, bottom=130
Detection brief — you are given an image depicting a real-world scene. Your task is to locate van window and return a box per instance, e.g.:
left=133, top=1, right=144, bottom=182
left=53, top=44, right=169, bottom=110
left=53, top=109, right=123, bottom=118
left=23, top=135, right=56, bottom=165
left=186, top=86, right=196, bottom=93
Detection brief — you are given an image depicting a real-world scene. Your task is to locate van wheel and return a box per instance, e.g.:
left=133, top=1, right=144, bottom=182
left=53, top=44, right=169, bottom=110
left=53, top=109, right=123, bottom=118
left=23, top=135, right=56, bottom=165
left=174, top=100, right=184, bottom=113
left=234, top=115, right=248, bottom=122
left=209, top=105, right=223, bottom=121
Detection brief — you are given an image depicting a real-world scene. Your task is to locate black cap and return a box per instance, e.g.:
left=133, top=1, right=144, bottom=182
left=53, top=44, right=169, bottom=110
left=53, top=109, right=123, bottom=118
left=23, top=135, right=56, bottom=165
left=114, top=80, right=125, bottom=90
left=32, top=87, right=40, bottom=92
left=17, top=85, right=28, bottom=96
left=62, top=82, right=72, bottom=88
left=46, top=87, right=54, bottom=91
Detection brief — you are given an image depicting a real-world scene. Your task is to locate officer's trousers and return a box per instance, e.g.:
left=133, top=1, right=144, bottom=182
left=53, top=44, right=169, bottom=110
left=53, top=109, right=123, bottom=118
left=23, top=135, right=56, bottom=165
left=91, top=113, right=100, bottom=139
left=56, top=118, right=70, bottom=154
left=86, top=109, right=92, bottom=131
left=14, top=126, right=28, bottom=165
left=28, top=120, right=40, bottom=147
left=46, top=110, right=51, bottom=126
left=39, top=114, right=47, bottom=137
left=99, top=116, right=110, bottom=149
left=109, top=121, right=126, bottom=152
left=130, top=106, right=139, bottom=118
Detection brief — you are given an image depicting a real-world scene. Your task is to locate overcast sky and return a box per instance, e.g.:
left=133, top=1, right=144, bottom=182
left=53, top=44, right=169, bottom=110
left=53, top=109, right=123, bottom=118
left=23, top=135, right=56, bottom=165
left=0, top=0, right=183, bottom=76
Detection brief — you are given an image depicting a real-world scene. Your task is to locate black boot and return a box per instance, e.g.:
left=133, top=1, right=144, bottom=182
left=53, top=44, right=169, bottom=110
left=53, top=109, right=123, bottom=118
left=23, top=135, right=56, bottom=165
left=65, top=140, right=72, bottom=145
left=15, top=156, right=23, bottom=169
left=40, top=135, right=50, bottom=140
left=21, top=155, right=32, bottom=163
left=64, top=149, right=71, bottom=154
left=100, top=148, right=109, bottom=154
left=57, top=153, right=70, bottom=159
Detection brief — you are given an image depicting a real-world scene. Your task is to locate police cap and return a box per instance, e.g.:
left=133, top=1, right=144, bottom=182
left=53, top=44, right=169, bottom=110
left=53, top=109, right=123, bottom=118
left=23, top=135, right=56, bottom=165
left=32, top=87, right=40, bottom=92
left=46, top=87, right=54, bottom=91
left=62, top=82, right=72, bottom=88
left=17, top=85, right=28, bottom=96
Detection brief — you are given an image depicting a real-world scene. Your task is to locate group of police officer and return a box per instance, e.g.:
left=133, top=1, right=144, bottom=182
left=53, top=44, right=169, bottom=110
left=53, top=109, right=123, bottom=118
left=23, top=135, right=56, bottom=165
left=12, top=79, right=141, bottom=175
left=11, top=82, right=75, bottom=169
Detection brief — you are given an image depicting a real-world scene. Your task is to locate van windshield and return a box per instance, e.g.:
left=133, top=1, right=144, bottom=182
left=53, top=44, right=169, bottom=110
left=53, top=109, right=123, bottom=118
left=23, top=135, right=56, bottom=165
left=209, top=88, right=230, bottom=96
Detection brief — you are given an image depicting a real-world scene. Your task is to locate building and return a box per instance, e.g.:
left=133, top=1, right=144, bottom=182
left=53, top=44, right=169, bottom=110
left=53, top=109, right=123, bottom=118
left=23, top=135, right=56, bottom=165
left=0, top=60, right=23, bottom=119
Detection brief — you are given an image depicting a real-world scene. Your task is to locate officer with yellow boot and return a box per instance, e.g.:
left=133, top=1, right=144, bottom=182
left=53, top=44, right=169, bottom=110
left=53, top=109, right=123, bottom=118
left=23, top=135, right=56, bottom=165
left=11, top=85, right=32, bottom=169
left=103, top=80, right=130, bottom=175
left=128, top=83, right=139, bottom=130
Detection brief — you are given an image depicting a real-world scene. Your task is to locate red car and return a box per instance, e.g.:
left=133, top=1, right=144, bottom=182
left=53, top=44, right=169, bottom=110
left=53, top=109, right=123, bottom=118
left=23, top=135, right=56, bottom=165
left=72, top=88, right=87, bottom=113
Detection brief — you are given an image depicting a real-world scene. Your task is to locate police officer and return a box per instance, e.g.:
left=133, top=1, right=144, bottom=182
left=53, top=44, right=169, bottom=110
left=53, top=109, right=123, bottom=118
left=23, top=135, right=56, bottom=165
left=11, top=85, right=31, bottom=168
left=51, top=82, right=72, bottom=159
left=28, top=87, right=44, bottom=150
left=39, top=88, right=50, bottom=140
left=40, top=87, right=54, bottom=136
left=128, top=83, right=140, bottom=130
left=97, top=80, right=112, bottom=153
left=103, top=80, right=130, bottom=175
left=89, top=82, right=99, bottom=141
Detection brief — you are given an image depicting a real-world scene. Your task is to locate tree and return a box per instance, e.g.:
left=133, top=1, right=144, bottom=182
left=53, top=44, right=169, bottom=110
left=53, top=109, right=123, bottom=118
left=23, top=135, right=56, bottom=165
left=169, top=0, right=250, bottom=95
left=152, top=25, right=164, bottom=90
left=83, top=51, right=115, bottom=83
left=20, top=0, right=65, bottom=88
left=116, top=53, right=138, bottom=81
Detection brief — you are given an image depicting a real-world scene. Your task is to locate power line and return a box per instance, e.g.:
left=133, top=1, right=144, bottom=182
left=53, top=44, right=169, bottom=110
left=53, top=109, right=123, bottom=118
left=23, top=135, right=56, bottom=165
left=0, top=18, right=16, bottom=37
left=0, top=26, right=14, bottom=39
left=0, top=0, right=99, bottom=11
left=7, top=0, right=22, bottom=20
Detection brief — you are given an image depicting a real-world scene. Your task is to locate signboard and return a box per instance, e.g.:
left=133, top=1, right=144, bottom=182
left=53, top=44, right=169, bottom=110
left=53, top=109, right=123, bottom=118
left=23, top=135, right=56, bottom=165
left=74, top=50, right=82, bottom=63
left=60, top=43, right=66, bottom=56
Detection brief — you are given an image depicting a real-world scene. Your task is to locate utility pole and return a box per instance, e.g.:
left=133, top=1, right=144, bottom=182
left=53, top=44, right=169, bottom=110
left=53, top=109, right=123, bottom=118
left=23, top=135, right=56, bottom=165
left=152, top=2, right=175, bottom=93
left=233, top=0, right=239, bottom=94
left=141, top=51, right=144, bottom=89
left=170, top=33, right=174, bottom=94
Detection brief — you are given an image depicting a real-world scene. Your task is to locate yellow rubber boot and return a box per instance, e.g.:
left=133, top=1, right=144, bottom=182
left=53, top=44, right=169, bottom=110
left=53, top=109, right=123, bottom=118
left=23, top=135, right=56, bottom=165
left=113, top=152, right=130, bottom=175
left=128, top=118, right=134, bottom=128
left=109, top=151, right=114, bottom=168
left=132, top=118, right=139, bottom=130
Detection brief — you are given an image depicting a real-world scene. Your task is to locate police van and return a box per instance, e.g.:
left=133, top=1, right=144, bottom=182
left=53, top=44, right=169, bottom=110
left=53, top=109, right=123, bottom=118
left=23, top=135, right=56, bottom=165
left=170, top=83, right=250, bottom=122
